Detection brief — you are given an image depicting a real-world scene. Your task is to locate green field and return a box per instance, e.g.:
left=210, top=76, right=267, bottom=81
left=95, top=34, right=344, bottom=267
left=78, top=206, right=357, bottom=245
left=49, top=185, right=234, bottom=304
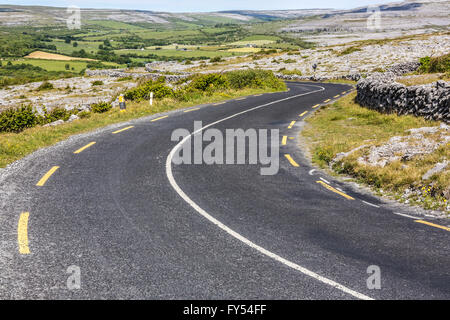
left=0, top=12, right=312, bottom=85
left=50, top=39, right=103, bottom=55
left=115, top=48, right=238, bottom=59
left=4, top=58, right=120, bottom=73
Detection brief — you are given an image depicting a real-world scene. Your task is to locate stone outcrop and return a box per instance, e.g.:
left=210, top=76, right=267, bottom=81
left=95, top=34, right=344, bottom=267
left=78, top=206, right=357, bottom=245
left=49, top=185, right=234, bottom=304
left=331, top=123, right=449, bottom=168
left=356, top=72, right=450, bottom=123
left=275, top=73, right=362, bottom=82
left=85, top=69, right=190, bottom=83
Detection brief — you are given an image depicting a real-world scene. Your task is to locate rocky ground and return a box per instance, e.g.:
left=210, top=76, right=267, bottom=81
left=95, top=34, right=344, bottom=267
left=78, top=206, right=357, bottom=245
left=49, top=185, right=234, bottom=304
left=349, top=124, right=450, bottom=168
left=156, top=34, right=450, bottom=79
left=0, top=76, right=137, bottom=113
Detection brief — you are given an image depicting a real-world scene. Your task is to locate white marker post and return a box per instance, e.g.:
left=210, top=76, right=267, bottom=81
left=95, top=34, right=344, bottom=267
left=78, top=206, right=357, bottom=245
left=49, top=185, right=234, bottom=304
left=150, top=92, right=154, bottom=106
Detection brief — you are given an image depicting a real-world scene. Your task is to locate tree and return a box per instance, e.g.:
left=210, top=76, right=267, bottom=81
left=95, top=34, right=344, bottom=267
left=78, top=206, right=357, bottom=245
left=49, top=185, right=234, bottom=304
left=65, top=63, right=70, bottom=70
left=73, top=42, right=78, bottom=48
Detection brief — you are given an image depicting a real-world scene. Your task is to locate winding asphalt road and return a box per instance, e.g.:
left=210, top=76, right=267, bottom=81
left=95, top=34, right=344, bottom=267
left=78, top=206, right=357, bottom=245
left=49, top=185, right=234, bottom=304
left=0, top=82, right=449, bottom=300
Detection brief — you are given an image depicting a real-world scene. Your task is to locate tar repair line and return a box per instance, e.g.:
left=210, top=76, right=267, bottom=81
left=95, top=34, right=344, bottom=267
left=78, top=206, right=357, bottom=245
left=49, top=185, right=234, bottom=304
left=166, top=84, right=373, bottom=300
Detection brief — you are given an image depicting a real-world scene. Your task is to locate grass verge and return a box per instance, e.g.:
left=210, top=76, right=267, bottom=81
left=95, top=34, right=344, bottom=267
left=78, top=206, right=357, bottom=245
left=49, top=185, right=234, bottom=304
left=0, top=87, right=281, bottom=169
left=301, top=93, right=449, bottom=213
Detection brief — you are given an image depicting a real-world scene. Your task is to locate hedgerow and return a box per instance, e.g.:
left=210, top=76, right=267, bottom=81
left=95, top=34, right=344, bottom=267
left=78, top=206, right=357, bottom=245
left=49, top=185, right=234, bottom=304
left=124, top=69, right=286, bottom=102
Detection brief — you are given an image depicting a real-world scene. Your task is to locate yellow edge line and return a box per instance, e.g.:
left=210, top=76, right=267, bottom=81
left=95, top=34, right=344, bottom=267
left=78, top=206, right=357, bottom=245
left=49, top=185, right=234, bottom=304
left=342, top=91, right=347, bottom=94
left=183, top=108, right=200, bottom=113
left=317, top=181, right=355, bottom=200
left=74, top=141, right=96, bottom=154
left=312, top=104, right=320, bottom=109
left=213, top=102, right=226, bottom=106
left=324, top=99, right=331, bottom=103
left=36, top=166, right=59, bottom=187
left=112, top=126, right=134, bottom=134
left=288, top=121, right=296, bottom=129
left=299, top=111, right=308, bottom=117
left=285, top=154, right=300, bottom=167
left=151, top=115, right=169, bottom=122
left=18, top=212, right=30, bottom=254
left=334, top=95, right=340, bottom=98
left=282, top=136, right=288, bottom=146
left=415, top=220, right=450, bottom=232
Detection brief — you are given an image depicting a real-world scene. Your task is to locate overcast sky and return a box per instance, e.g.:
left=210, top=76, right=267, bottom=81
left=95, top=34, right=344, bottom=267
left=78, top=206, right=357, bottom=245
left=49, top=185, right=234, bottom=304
left=1, top=0, right=398, bottom=12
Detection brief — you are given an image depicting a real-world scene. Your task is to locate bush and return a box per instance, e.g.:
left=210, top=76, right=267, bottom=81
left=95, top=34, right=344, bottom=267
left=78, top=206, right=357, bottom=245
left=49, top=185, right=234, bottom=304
left=37, top=81, right=54, bottom=91
left=91, top=80, right=104, bottom=86
left=188, top=73, right=229, bottom=92
left=43, top=107, right=71, bottom=123
left=279, top=68, right=303, bottom=76
left=0, top=105, right=37, bottom=133
left=225, top=69, right=286, bottom=90
left=419, top=54, right=450, bottom=73
left=91, top=101, right=112, bottom=113
left=124, top=79, right=174, bottom=101
left=338, top=46, right=362, bottom=56
left=210, top=56, right=223, bottom=63
left=78, top=111, right=91, bottom=119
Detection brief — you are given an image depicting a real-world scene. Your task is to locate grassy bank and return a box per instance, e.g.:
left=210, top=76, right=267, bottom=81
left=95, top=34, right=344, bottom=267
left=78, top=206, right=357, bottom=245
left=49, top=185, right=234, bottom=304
left=0, top=87, right=281, bottom=168
left=301, top=93, right=449, bottom=212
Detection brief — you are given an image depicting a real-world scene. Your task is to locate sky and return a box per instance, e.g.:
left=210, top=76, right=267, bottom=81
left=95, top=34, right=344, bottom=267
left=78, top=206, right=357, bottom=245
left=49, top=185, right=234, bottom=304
left=1, top=0, right=399, bottom=12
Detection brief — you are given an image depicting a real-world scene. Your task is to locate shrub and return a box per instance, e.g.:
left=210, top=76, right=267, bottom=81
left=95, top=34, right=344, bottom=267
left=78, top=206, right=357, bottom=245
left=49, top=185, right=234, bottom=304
left=419, top=54, right=450, bottom=73
left=279, top=68, right=303, bottom=76
left=91, top=101, right=112, bottom=113
left=338, top=46, right=362, bottom=56
left=43, top=107, right=71, bottom=123
left=0, top=105, right=37, bottom=133
left=188, top=73, right=229, bottom=92
left=210, top=56, right=223, bottom=63
left=78, top=111, right=91, bottom=119
left=124, top=79, right=174, bottom=101
left=117, top=76, right=133, bottom=82
left=37, top=81, right=54, bottom=91
left=225, top=69, right=286, bottom=90
left=91, top=80, right=104, bottom=86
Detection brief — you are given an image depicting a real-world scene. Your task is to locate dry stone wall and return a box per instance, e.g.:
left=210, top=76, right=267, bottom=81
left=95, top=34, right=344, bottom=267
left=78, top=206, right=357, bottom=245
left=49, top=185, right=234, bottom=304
left=356, top=72, right=449, bottom=123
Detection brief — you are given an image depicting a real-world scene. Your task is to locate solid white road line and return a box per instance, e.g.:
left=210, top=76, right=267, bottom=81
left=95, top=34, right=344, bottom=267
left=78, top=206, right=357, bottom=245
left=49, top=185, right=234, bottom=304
left=393, top=212, right=418, bottom=220
left=320, top=177, right=330, bottom=184
left=361, top=200, right=380, bottom=208
left=166, top=84, right=373, bottom=300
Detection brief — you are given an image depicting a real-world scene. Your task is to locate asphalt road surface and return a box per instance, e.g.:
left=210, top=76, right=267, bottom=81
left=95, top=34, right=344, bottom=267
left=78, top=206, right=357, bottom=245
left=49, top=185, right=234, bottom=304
left=0, top=82, right=448, bottom=300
